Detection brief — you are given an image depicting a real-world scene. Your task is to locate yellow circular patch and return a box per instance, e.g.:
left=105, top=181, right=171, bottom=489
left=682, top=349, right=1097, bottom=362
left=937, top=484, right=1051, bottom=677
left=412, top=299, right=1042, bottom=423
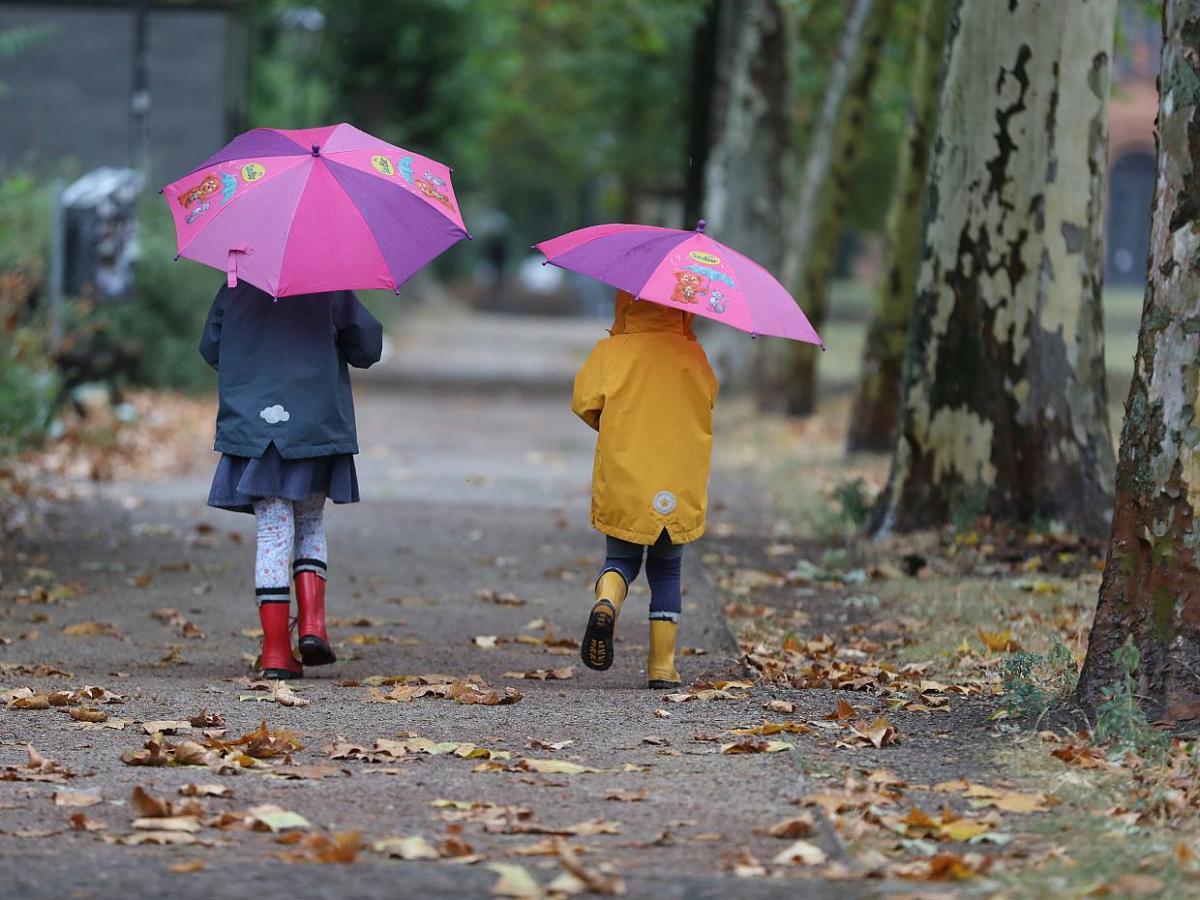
left=241, top=163, right=266, bottom=182
left=689, top=250, right=721, bottom=265
left=371, top=155, right=396, bottom=176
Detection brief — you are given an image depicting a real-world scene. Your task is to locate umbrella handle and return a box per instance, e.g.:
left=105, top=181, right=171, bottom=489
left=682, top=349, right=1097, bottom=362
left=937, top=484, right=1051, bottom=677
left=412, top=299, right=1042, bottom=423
left=226, top=244, right=253, bottom=288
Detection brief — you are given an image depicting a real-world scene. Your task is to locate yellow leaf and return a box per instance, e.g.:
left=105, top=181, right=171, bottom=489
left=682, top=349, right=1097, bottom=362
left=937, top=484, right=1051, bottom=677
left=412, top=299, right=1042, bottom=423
left=976, top=627, right=1021, bottom=653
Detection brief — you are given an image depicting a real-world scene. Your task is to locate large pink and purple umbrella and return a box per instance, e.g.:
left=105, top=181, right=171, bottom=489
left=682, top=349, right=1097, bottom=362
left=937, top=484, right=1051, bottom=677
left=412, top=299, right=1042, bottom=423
left=162, top=123, right=468, bottom=297
left=535, top=221, right=824, bottom=346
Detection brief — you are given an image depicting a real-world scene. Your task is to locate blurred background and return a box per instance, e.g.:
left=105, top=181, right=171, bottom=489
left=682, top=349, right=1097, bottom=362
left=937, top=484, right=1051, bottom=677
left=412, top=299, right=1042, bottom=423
left=0, top=0, right=1160, bottom=458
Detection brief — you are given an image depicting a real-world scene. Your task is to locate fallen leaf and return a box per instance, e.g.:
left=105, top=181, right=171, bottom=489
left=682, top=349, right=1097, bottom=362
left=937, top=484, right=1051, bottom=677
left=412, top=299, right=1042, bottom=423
left=765, top=814, right=815, bottom=839
left=825, top=699, right=858, bottom=721
left=278, top=831, right=365, bottom=864
left=976, top=627, right=1021, bottom=653
left=53, top=791, right=102, bottom=808
left=765, top=700, right=795, bottom=714
left=132, top=815, right=200, bottom=832
left=527, top=739, right=573, bottom=752
left=68, top=812, right=105, bottom=832
left=66, top=706, right=109, bottom=723
left=246, top=804, right=311, bottom=833
left=62, top=621, right=122, bottom=638
left=487, top=862, right=543, bottom=897
left=168, top=860, right=207, bottom=874
left=502, top=667, right=576, bottom=681
left=771, top=839, right=827, bottom=866
left=142, top=720, right=193, bottom=735
left=473, top=635, right=499, bottom=649
left=180, top=783, right=230, bottom=798
left=554, top=836, right=626, bottom=896
left=604, top=789, right=648, bottom=802
left=719, top=737, right=793, bottom=754
left=373, top=835, right=440, bottom=860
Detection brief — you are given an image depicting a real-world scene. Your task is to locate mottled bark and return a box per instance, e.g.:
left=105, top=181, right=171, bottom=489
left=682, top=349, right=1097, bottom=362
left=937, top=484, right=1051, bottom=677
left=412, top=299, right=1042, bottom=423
left=767, top=0, right=894, bottom=416
left=702, top=0, right=793, bottom=272
left=870, top=0, right=1117, bottom=537
left=1077, top=0, right=1200, bottom=713
left=847, top=0, right=951, bottom=453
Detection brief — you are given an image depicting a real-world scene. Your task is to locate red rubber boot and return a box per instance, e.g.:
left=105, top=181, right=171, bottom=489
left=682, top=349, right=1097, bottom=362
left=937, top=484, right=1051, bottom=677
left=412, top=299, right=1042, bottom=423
left=295, top=571, right=336, bottom=666
left=259, top=599, right=302, bottom=679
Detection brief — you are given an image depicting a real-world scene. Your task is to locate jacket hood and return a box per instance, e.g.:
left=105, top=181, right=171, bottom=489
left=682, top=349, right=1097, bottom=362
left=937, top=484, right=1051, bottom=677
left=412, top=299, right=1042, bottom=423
left=610, top=291, right=696, bottom=339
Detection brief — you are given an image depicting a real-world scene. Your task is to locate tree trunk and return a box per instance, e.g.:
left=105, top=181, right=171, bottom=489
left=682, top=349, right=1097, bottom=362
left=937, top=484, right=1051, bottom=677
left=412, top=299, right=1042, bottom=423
left=869, top=0, right=1117, bottom=537
left=684, top=1, right=721, bottom=228
left=701, top=0, right=792, bottom=272
left=846, top=0, right=951, bottom=453
left=766, top=0, right=894, bottom=417
left=1077, top=0, right=1200, bottom=714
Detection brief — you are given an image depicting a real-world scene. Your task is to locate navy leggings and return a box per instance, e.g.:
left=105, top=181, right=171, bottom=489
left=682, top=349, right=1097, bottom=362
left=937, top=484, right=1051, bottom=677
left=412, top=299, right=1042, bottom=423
left=599, top=532, right=683, bottom=621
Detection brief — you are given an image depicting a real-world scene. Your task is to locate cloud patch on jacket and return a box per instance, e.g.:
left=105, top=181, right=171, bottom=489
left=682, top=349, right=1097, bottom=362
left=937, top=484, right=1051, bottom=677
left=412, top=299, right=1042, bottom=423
left=259, top=404, right=290, bottom=425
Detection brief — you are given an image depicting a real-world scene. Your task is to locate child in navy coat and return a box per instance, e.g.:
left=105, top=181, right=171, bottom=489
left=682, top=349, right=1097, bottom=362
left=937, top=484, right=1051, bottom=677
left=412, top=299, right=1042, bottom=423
left=200, top=281, right=382, bottom=678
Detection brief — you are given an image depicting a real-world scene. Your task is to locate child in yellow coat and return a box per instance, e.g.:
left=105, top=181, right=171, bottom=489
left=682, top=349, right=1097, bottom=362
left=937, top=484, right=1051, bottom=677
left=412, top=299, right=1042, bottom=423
left=572, top=291, right=719, bottom=687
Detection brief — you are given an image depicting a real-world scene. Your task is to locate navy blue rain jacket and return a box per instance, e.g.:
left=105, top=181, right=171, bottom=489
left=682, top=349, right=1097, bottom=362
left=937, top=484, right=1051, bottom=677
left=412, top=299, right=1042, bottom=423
left=199, top=282, right=383, bottom=458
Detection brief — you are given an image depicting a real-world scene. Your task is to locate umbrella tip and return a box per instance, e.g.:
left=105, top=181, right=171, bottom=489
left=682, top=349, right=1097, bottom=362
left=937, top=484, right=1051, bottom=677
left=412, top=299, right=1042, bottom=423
left=311, top=144, right=320, bottom=157
left=157, top=187, right=163, bottom=194
left=695, top=219, right=706, bottom=233
left=173, top=253, right=180, bottom=262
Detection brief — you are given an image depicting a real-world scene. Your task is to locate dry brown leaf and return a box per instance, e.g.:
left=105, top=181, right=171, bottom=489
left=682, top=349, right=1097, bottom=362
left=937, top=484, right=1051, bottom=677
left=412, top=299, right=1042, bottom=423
left=1051, top=743, right=1110, bottom=769
left=66, top=705, right=108, bottom=723
left=62, top=621, right=122, bottom=638
left=277, top=831, right=365, bottom=864
left=168, top=860, right=207, bottom=874
left=188, top=709, right=226, bottom=728
left=68, top=812, right=106, bottom=832
left=604, top=789, right=648, bottom=802
left=765, top=814, right=815, bottom=839
left=554, top=836, right=626, bottom=896
left=180, top=783, right=230, bottom=798
left=824, top=699, right=857, bottom=721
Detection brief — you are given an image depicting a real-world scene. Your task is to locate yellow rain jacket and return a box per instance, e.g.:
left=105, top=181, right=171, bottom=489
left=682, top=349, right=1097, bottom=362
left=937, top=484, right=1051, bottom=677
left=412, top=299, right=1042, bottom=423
left=572, top=292, right=719, bottom=545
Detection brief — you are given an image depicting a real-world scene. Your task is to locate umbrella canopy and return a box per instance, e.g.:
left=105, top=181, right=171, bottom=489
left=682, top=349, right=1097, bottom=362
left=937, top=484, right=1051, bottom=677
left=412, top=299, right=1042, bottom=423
left=535, top=221, right=824, bottom=346
left=162, top=123, right=468, bottom=297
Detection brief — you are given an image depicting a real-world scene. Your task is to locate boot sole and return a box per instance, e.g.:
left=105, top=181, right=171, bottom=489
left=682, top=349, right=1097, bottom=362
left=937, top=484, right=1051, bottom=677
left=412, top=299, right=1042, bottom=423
left=262, top=668, right=302, bottom=680
left=582, top=600, right=616, bottom=671
left=299, top=635, right=337, bottom=666
left=648, top=679, right=681, bottom=690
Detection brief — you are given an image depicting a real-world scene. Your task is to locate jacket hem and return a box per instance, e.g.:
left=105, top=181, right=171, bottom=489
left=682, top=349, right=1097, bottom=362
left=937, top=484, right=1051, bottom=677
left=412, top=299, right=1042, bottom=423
left=593, top=518, right=704, bottom=545
left=213, top=440, right=360, bottom=459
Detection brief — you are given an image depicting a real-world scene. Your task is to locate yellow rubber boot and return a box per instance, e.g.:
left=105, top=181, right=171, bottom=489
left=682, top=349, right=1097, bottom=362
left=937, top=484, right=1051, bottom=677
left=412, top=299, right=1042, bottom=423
left=581, top=571, right=627, bottom=671
left=647, top=619, right=681, bottom=688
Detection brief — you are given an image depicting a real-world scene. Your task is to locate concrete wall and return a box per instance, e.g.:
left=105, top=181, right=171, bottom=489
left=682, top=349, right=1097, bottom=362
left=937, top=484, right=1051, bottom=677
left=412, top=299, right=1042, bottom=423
left=0, top=3, right=238, bottom=182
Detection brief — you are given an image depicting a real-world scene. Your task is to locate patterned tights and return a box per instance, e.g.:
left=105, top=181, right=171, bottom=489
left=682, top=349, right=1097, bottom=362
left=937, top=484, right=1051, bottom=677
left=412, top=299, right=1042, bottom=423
left=252, top=495, right=327, bottom=603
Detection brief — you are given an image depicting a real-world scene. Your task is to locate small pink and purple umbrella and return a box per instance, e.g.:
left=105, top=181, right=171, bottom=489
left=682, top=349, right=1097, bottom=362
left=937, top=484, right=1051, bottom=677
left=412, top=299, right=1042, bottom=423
left=161, top=123, right=468, bottom=297
left=535, top=221, right=824, bottom=346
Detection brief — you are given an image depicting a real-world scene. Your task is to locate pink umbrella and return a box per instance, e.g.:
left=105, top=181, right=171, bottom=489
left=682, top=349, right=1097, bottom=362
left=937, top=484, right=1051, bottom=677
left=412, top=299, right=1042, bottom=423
left=535, top=221, right=824, bottom=346
left=161, top=123, right=468, bottom=297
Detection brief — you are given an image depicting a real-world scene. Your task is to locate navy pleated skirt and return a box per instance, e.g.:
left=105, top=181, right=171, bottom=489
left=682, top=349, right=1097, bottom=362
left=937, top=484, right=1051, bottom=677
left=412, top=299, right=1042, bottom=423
left=207, top=443, right=360, bottom=514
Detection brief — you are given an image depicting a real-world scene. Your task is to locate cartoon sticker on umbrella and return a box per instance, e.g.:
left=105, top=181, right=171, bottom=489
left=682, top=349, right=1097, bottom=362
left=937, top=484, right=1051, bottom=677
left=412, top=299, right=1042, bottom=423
left=220, top=173, right=238, bottom=205
left=671, top=269, right=706, bottom=305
